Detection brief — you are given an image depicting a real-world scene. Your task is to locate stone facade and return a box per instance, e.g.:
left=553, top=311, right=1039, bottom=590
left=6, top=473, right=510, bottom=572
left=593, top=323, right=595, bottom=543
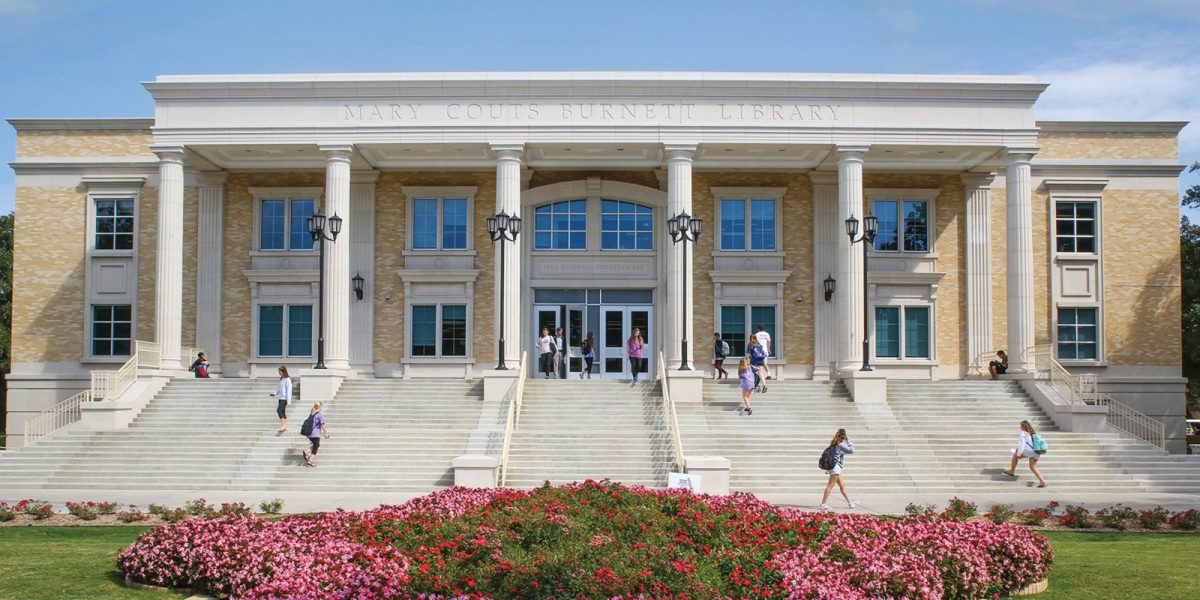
left=1037, top=131, right=1179, bottom=160
left=15, top=129, right=153, bottom=159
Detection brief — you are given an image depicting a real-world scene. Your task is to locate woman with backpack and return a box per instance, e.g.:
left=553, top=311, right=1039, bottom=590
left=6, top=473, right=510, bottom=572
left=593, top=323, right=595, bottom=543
left=301, top=401, right=328, bottom=467
left=580, top=332, right=595, bottom=379
left=188, top=352, right=211, bottom=378
left=736, top=357, right=754, bottom=415
left=269, top=366, right=292, bottom=433
left=749, top=339, right=768, bottom=393
left=713, top=332, right=729, bottom=379
left=1004, top=419, right=1048, bottom=487
left=819, top=428, right=858, bottom=511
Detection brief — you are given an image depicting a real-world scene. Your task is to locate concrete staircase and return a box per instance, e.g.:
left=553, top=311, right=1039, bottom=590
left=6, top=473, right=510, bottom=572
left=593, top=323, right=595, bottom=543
left=504, top=380, right=673, bottom=488
left=0, top=378, right=483, bottom=493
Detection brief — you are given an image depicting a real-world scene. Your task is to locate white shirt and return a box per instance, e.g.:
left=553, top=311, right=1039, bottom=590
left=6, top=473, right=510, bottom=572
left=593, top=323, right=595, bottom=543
left=537, top=335, right=552, bottom=354
left=275, top=377, right=292, bottom=404
left=754, top=330, right=772, bottom=355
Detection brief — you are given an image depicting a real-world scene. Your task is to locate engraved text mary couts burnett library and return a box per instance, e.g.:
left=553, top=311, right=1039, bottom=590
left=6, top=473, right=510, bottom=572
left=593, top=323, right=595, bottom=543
left=340, top=101, right=843, bottom=123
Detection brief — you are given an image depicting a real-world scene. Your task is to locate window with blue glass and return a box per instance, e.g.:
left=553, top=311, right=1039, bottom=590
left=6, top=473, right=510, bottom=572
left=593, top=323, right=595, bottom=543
left=258, top=304, right=312, bottom=357
left=720, top=198, right=776, bottom=251
left=411, top=304, right=468, bottom=357
left=720, top=305, right=778, bottom=356
left=94, top=199, right=135, bottom=251
left=534, top=199, right=587, bottom=250
left=601, top=200, right=653, bottom=250
left=875, top=305, right=931, bottom=359
left=872, top=199, right=929, bottom=252
left=260, top=198, right=317, bottom=251
left=412, top=197, right=469, bottom=250
left=1057, top=307, right=1098, bottom=360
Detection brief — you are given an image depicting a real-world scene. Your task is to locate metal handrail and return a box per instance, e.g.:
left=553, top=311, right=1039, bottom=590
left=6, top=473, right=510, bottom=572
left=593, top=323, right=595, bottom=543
left=1095, top=393, right=1167, bottom=450
left=658, top=351, right=686, bottom=472
left=498, top=351, right=527, bottom=487
left=91, top=341, right=204, bottom=401
left=23, top=390, right=91, bottom=446
left=966, top=350, right=998, bottom=376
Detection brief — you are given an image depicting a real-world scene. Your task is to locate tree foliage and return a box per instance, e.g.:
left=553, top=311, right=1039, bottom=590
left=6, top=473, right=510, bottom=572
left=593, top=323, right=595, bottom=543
left=0, top=212, right=10, bottom=372
left=1181, top=163, right=1200, bottom=414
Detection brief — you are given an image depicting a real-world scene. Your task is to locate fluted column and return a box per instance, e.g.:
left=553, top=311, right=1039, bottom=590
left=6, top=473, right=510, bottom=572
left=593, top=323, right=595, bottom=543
left=196, top=172, right=227, bottom=366
left=320, top=145, right=353, bottom=370
left=963, top=174, right=995, bottom=371
left=493, top=144, right=524, bottom=367
left=811, top=172, right=839, bottom=379
left=665, top=145, right=696, bottom=368
left=1005, top=151, right=1037, bottom=371
left=836, top=146, right=868, bottom=373
left=152, top=145, right=185, bottom=370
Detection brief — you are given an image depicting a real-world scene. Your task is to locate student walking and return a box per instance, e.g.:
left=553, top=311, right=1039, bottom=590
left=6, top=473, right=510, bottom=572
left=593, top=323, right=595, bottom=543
left=737, top=357, right=754, bottom=415
left=580, top=332, right=595, bottom=379
left=989, top=350, right=1009, bottom=380
left=713, top=332, right=730, bottom=379
left=754, top=324, right=773, bottom=380
left=749, top=339, right=768, bottom=393
left=1004, top=419, right=1048, bottom=487
left=269, top=366, right=292, bottom=432
left=627, top=327, right=645, bottom=384
left=188, top=352, right=211, bottom=378
left=537, top=327, right=555, bottom=378
left=820, top=428, right=858, bottom=510
left=301, top=401, right=328, bottom=467
left=554, top=327, right=567, bottom=379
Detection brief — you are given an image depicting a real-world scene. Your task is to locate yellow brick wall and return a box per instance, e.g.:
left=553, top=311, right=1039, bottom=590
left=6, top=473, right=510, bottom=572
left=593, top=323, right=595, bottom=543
left=136, top=187, right=159, bottom=342
left=11, top=187, right=87, bottom=363
left=15, top=130, right=153, bottom=158
left=182, top=187, right=199, bottom=347
left=1036, top=131, right=1178, bottom=160
left=988, top=187, right=1055, bottom=354
left=990, top=187, right=1009, bottom=353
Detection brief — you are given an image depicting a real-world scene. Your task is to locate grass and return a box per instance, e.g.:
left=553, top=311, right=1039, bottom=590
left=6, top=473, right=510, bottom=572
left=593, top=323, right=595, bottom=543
left=0, top=527, right=1195, bottom=598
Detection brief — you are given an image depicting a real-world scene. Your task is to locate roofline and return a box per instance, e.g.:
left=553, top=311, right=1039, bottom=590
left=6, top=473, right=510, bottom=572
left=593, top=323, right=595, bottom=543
left=1037, top=121, right=1188, bottom=134
left=7, top=118, right=154, bottom=131
left=150, top=71, right=1041, bottom=84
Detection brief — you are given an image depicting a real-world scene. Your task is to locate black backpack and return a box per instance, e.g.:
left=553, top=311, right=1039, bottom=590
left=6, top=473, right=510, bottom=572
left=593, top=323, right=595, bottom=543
left=818, top=445, right=838, bottom=471
left=300, top=414, right=315, bottom=437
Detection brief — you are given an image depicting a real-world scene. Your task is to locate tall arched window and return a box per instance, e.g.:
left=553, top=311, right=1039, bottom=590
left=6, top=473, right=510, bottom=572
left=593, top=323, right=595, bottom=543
left=601, top=200, right=653, bottom=250
left=534, top=199, right=587, bottom=250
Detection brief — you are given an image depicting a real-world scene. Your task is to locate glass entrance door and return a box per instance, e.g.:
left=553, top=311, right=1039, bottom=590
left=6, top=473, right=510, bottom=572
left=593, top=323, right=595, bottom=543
left=565, top=304, right=585, bottom=377
left=534, top=305, right=560, bottom=377
left=600, top=306, right=653, bottom=380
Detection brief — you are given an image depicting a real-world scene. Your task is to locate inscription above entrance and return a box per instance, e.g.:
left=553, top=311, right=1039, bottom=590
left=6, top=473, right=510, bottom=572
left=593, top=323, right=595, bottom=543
left=339, top=101, right=842, bottom=125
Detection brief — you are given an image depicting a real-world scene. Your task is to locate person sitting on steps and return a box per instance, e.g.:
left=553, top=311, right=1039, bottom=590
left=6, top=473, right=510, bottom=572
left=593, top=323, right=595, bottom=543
left=989, top=350, right=1008, bottom=380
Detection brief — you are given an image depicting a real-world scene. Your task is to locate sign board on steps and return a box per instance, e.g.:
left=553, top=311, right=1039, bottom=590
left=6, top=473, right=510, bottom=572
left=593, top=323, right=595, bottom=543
left=667, top=472, right=700, bottom=491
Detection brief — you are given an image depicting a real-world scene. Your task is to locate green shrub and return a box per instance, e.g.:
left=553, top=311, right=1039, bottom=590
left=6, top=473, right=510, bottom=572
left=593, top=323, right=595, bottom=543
left=117, top=506, right=149, bottom=523
left=160, top=507, right=189, bottom=523
left=0, top=502, right=15, bottom=522
left=1094, top=505, right=1135, bottom=530
left=147, top=504, right=169, bottom=516
left=183, top=498, right=216, bottom=518
left=1169, top=509, right=1200, bottom=530
left=218, top=502, right=252, bottom=517
left=1138, top=507, right=1169, bottom=530
left=65, top=502, right=98, bottom=521
left=95, top=501, right=119, bottom=515
left=942, top=497, right=978, bottom=521
left=904, top=502, right=936, bottom=518
left=259, top=498, right=285, bottom=515
left=18, top=500, right=54, bottom=520
left=986, top=503, right=1015, bottom=524
left=1058, top=505, right=1092, bottom=529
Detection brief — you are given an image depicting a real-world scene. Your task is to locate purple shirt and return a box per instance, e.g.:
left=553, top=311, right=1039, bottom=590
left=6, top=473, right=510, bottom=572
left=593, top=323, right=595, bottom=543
left=626, top=336, right=644, bottom=358
left=309, top=411, right=325, bottom=438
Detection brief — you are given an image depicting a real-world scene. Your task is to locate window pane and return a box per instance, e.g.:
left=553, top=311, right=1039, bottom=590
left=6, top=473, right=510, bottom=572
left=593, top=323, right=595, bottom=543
left=260, top=200, right=285, bottom=250
left=875, top=307, right=900, bottom=358
left=749, top=306, right=777, bottom=355
left=96, top=200, right=115, bottom=217
left=904, top=306, right=931, bottom=358
left=91, top=304, right=131, bottom=357
left=287, top=305, right=313, bottom=357
left=873, top=200, right=898, bottom=251
left=413, top=198, right=438, bottom=250
left=720, top=199, right=746, bottom=251
left=536, top=200, right=586, bottom=250
left=289, top=199, right=315, bottom=251
left=749, top=199, right=776, bottom=251
left=720, top=306, right=747, bottom=356
left=442, top=198, right=468, bottom=250
left=258, top=305, right=284, bottom=357
left=903, top=200, right=928, bottom=252
left=411, top=305, right=437, bottom=356
left=1057, top=307, right=1099, bottom=360
left=601, top=200, right=653, bottom=250
left=441, top=305, right=467, bottom=357
left=116, top=200, right=135, bottom=216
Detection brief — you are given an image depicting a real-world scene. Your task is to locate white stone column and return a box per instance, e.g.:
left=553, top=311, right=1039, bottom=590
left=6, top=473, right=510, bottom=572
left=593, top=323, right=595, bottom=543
left=1005, top=151, right=1037, bottom=371
left=492, top=144, right=524, bottom=368
left=665, top=144, right=696, bottom=368
left=963, top=174, right=995, bottom=371
left=320, top=145, right=353, bottom=371
left=152, top=145, right=185, bottom=370
left=349, top=170, right=378, bottom=368
left=195, top=172, right=226, bottom=367
left=810, top=172, right=839, bottom=379
left=836, top=146, right=868, bottom=373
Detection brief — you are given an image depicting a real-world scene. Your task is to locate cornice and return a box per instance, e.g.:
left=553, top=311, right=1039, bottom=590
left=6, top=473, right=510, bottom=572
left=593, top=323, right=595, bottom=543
left=1031, top=159, right=1185, bottom=178
left=1037, top=121, right=1188, bottom=134
left=7, top=118, right=154, bottom=131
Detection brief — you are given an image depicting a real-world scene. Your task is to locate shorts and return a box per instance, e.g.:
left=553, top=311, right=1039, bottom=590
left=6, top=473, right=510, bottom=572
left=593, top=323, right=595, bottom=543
left=1015, top=449, right=1039, bottom=460
left=990, top=361, right=1007, bottom=374
left=276, top=399, right=288, bottom=419
left=827, top=465, right=843, bottom=476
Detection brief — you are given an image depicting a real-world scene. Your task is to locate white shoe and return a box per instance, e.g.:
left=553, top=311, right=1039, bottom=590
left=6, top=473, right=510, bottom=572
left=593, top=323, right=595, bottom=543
left=848, top=499, right=859, bottom=509
left=819, top=504, right=832, bottom=512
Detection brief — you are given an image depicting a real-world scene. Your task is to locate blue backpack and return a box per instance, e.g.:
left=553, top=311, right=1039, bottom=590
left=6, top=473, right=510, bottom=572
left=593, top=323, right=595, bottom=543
left=751, top=344, right=767, bottom=361
left=1032, top=434, right=1048, bottom=454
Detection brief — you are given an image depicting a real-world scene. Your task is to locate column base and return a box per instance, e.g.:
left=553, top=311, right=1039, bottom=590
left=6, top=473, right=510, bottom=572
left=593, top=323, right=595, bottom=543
left=295, top=368, right=350, bottom=404
left=840, top=369, right=887, bottom=404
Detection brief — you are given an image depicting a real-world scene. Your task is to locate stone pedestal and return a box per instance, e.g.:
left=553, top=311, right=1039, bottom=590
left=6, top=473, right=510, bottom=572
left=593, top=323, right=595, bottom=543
left=453, top=454, right=500, bottom=487
left=295, top=369, right=348, bottom=405
left=666, top=369, right=705, bottom=403
left=685, top=455, right=731, bottom=495
left=483, top=368, right=521, bottom=406
left=843, top=369, right=887, bottom=404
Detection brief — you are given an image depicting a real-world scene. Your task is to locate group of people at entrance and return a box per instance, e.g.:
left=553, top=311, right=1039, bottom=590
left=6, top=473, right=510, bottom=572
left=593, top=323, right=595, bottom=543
left=712, top=325, right=772, bottom=416
left=536, top=326, right=646, bottom=383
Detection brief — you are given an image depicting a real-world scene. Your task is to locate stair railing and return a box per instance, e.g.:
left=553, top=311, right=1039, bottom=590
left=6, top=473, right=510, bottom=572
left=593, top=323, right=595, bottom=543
left=1094, top=393, right=1167, bottom=450
left=658, top=351, right=686, bottom=472
left=23, top=390, right=91, bottom=446
left=498, top=351, right=527, bottom=486
left=91, top=341, right=203, bottom=401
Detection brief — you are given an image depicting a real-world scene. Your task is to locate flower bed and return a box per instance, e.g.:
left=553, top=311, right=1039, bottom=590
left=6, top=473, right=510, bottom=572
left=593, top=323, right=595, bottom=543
left=117, top=481, right=1054, bottom=599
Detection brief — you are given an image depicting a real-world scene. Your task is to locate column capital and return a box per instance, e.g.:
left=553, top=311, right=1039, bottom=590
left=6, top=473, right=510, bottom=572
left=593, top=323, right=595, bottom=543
left=490, top=143, right=525, bottom=161
left=1004, top=148, right=1039, bottom=164
left=351, top=169, right=381, bottom=184
left=150, top=144, right=186, bottom=162
left=836, top=144, right=870, bottom=160
left=319, top=144, right=355, bottom=162
left=195, top=171, right=228, bottom=187
left=809, top=171, right=839, bottom=186
left=664, top=144, right=697, bottom=162
left=960, top=173, right=995, bottom=189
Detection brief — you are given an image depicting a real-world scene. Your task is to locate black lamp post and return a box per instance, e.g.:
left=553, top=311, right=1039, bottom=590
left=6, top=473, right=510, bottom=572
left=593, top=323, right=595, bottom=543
left=308, top=211, right=343, bottom=369
left=667, top=211, right=703, bottom=371
left=487, top=210, right=522, bottom=370
left=824, top=274, right=836, bottom=302
left=845, top=213, right=878, bottom=371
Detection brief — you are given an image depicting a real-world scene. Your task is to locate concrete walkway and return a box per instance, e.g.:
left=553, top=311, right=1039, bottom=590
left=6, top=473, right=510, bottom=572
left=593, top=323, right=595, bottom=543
left=1, top=487, right=1196, bottom=515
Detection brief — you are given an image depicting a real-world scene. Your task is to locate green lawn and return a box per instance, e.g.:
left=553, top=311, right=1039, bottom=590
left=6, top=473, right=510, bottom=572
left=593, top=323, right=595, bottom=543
left=0, top=527, right=1195, bottom=598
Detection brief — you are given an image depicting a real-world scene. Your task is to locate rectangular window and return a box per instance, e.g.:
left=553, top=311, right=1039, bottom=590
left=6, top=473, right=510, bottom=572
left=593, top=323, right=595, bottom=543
left=442, top=198, right=468, bottom=250
left=413, top=197, right=469, bottom=250
left=91, top=305, right=132, bottom=356
left=719, top=305, right=778, bottom=356
left=601, top=200, right=653, bottom=250
left=1057, top=307, right=1098, bottom=360
left=260, top=198, right=316, bottom=251
left=749, top=305, right=777, bottom=354
left=94, top=199, right=135, bottom=251
left=1055, top=202, right=1097, bottom=254
left=411, top=304, right=467, bottom=357
left=874, top=305, right=931, bottom=360
left=872, top=199, right=928, bottom=252
left=258, top=305, right=312, bottom=357
left=534, top=199, right=587, bottom=250
left=719, top=198, right=776, bottom=251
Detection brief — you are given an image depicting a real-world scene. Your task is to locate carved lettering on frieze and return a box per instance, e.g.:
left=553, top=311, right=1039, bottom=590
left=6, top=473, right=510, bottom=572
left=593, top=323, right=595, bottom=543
left=338, top=101, right=841, bottom=123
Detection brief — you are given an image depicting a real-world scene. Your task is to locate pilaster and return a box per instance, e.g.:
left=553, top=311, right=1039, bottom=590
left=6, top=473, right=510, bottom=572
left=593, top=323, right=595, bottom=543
left=350, top=170, right=378, bottom=368
left=963, top=173, right=995, bottom=371
left=320, top=144, right=353, bottom=370
left=810, top=172, right=839, bottom=379
left=196, top=171, right=227, bottom=367
left=152, top=145, right=186, bottom=370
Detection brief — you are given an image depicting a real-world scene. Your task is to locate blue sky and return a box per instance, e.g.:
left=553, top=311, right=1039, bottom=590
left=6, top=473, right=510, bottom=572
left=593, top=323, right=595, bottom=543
left=2, top=0, right=1198, bottom=216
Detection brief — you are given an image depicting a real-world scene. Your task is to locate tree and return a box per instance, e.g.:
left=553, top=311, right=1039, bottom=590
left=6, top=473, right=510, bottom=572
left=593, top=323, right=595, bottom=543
left=0, top=212, right=9, bottom=445
left=1181, top=163, right=1200, bottom=415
